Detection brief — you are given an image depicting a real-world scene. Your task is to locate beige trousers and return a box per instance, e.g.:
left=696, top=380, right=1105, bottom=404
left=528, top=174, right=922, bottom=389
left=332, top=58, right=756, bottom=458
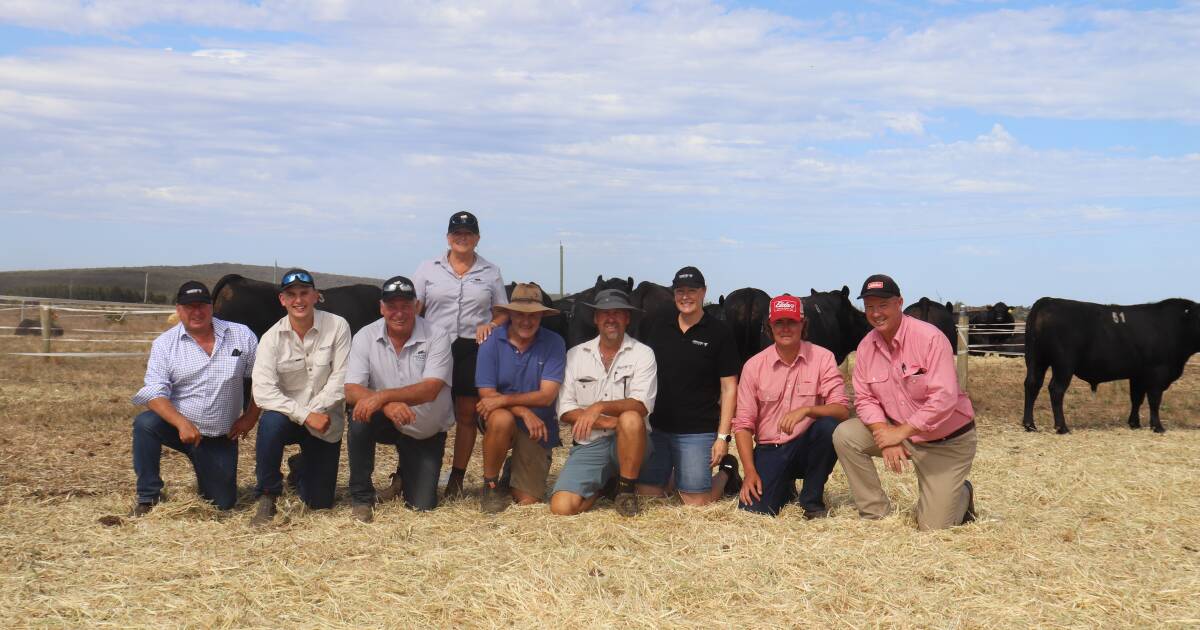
left=832, top=419, right=977, bottom=531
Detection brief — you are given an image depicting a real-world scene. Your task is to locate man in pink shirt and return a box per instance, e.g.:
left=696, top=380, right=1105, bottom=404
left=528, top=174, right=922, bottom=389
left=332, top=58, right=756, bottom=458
left=733, top=295, right=850, bottom=518
left=833, top=274, right=978, bottom=530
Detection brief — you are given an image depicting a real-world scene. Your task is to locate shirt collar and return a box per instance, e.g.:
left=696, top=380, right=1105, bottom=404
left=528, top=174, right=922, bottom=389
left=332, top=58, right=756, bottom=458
left=278, top=310, right=325, bottom=337
left=436, top=251, right=492, bottom=274
left=373, top=316, right=429, bottom=350
left=768, top=341, right=810, bottom=368
left=582, top=333, right=634, bottom=354
left=871, top=314, right=911, bottom=352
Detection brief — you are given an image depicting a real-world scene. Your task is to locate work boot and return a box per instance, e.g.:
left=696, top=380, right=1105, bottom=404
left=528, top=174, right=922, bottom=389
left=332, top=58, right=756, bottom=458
left=128, top=502, right=154, bottom=518
left=499, top=456, right=513, bottom=490
left=480, top=480, right=509, bottom=514
left=718, top=454, right=742, bottom=497
left=444, top=468, right=467, bottom=500
left=803, top=508, right=829, bottom=520
left=961, top=480, right=977, bottom=524
left=614, top=490, right=640, bottom=517
left=376, top=472, right=403, bottom=503
left=251, top=495, right=276, bottom=526
left=599, top=476, right=619, bottom=502
left=351, top=503, right=373, bottom=523
left=285, top=453, right=303, bottom=492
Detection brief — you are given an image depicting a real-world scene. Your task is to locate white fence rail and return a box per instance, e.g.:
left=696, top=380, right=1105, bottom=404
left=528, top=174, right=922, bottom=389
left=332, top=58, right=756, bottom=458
left=1, top=295, right=171, bottom=359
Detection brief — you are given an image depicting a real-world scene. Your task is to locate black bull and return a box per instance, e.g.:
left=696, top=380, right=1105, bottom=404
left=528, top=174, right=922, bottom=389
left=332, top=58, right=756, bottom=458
left=1022, top=297, right=1200, bottom=434
left=212, top=274, right=381, bottom=339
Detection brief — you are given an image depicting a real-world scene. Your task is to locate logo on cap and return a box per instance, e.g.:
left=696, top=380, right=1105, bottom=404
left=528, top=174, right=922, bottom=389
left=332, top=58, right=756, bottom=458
left=773, top=299, right=797, bottom=312
left=185, top=289, right=202, bottom=295
left=867, top=281, right=884, bottom=290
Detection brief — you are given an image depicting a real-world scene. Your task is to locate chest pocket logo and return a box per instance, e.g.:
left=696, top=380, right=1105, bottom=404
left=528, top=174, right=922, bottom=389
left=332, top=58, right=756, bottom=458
left=415, top=349, right=427, bottom=366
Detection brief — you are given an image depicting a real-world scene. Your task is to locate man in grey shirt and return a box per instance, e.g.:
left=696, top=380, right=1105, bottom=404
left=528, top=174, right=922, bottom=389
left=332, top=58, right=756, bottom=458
left=345, top=275, right=454, bottom=521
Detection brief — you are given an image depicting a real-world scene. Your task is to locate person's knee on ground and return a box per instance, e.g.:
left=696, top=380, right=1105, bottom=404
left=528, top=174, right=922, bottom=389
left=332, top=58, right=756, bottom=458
left=549, top=491, right=584, bottom=516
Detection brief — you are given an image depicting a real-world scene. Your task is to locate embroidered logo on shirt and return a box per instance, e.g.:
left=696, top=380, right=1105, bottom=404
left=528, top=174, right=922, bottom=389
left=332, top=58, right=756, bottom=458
left=415, top=349, right=427, bottom=365
left=691, top=340, right=709, bottom=347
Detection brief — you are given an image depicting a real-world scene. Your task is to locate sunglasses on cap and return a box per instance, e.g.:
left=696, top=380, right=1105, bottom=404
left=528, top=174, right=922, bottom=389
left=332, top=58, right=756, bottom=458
left=281, top=270, right=314, bottom=286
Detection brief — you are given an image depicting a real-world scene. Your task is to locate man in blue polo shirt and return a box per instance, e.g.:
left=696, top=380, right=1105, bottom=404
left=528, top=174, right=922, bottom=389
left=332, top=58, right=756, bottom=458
left=476, top=283, right=566, bottom=514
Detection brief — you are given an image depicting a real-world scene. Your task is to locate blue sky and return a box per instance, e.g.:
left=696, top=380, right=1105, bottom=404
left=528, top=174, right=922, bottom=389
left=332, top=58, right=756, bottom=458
left=1, top=1, right=1197, bottom=305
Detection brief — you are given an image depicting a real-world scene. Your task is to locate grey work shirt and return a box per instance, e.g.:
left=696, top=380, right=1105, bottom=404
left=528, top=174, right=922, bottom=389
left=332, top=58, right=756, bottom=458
left=345, top=316, right=454, bottom=439
left=252, top=310, right=352, bottom=443
left=557, top=333, right=658, bottom=445
left=412, top=252, right=508, bottom=342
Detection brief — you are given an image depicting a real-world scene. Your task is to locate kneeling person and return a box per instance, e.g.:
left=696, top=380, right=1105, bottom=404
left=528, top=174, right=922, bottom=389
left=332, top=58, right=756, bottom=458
left=734, top=295, right=849, bottom=518
left=344, top=276, right=454, bottom=521
left=130, top=281, right=259, bottom=515
left=250, top=269, right=352, bottom=525
left=550, top=289, right=657, bottom=517
left=476, top=283, right=566, bottom=513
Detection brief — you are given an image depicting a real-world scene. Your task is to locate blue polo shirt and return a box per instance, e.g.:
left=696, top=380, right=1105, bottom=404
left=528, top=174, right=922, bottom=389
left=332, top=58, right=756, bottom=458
left=475, top=323, right=567, bottom=447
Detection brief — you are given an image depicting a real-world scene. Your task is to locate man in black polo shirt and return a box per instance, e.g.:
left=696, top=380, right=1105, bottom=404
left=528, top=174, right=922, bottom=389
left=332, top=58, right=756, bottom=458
left=636, top=266, right=742, bottom=505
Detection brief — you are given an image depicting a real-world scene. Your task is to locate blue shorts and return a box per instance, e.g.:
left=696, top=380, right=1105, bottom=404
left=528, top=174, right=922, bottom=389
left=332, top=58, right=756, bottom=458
left=552, top=434, right=653, bottom=498
left=637, top=431, right=716, bottom=494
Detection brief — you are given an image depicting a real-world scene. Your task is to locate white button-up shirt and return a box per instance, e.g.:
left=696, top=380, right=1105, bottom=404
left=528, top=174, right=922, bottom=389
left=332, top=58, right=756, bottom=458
left=132, top=318, right=257, bottom=437
left=346, top=316, right=454, bottom=439
left=557, top=333, right=657, bottom=445
left=412, top=252, right=508, bottom=342
left=252, top=310, right=352, bottom=443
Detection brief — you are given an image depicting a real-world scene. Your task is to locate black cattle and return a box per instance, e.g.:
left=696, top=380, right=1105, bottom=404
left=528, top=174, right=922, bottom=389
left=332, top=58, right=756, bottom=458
left=720, top=287, right=770, bottom=366
left=968, top=302, right=1015, bottom=355
left=212, top=274, right=381, bottom=339
left=503, top=281, right=567, bottom=341
left=904, top=297, right=958, bottom=353
left=802, top=286, right=871, bottom=365
left=565, top=275, right=635, bottom=348
left=14, top=318, right=63, bottom=337
left=1022, top=297, right=1200, bottom=434
left=630, top=281, right=675, bottom=342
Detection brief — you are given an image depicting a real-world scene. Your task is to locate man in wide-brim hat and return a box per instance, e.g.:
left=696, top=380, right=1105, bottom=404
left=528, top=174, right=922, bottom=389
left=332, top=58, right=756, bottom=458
left=475, top=283, right=567, bottom=513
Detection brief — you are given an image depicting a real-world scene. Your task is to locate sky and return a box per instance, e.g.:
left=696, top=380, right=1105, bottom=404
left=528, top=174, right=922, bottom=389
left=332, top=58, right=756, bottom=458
left=1, top=0, right=1198, bottom=305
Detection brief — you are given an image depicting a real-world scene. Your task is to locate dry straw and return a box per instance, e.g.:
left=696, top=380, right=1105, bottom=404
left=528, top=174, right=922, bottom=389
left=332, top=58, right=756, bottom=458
left=1, top=311, right=1198, bottom=628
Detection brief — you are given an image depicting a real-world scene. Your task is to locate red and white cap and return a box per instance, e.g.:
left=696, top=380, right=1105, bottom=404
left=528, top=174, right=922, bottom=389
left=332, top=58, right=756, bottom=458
left=769, top=294, right=804, bottom=323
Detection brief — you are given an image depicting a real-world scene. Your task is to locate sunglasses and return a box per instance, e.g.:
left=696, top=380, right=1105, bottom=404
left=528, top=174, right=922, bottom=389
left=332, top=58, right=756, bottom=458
left=383, top=280, right=414, bottom=293
left=281, top=270, right=314, bottom=286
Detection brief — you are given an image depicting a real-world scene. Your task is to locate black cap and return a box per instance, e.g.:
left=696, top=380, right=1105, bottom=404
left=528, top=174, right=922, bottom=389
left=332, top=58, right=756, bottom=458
left=671, top=266, right=705, bottom=289
left=279, top=268, right=316, bottom=292
left=447, top=211, right=480, bottom=235
left=175, top=280, right=212, bottom=305
left=380, top=275, right=417, bottom=301
left=857, top=274, right=901, bottom=299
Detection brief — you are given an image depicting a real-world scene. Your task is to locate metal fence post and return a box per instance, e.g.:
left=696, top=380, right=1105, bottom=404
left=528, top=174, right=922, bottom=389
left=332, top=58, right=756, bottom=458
left=40, top=303, right=53, bottom=359
left=956, top=303, right=968, bottom=391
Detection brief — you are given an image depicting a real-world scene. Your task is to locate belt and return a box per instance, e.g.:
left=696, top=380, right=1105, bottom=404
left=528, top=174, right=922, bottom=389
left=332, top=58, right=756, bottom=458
left=923, top=421, right=976, bottom=444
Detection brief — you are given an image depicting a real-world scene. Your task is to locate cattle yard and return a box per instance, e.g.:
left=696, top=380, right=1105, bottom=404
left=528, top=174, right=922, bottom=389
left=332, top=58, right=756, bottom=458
left=1, top=307, right=1199, bottom=627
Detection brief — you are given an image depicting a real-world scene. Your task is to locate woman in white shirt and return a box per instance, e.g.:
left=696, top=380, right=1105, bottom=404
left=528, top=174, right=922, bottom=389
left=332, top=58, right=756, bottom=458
left=411, top=211, right=509, bottom=498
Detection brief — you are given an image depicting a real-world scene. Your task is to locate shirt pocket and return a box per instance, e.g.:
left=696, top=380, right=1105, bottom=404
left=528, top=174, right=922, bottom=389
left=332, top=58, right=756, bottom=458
left=574, top=377, right=599, bottom=405
left=755, top=385, right=779, bottom=404
left=277, top=357, right=309, bottom=392
left=902, top=365, right=929, bottom=403
left=794, top=379, right=819, bottom=406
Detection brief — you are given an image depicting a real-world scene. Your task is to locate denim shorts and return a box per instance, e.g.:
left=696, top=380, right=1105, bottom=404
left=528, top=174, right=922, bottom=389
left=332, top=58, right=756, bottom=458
left=637, top=430, right=716, bottom=494
left=552, top=434, right=653, bottom=499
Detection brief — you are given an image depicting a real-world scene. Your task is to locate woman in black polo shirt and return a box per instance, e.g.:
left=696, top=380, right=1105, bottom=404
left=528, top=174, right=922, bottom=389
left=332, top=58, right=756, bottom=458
left=637, top=266, right=742, bottom=505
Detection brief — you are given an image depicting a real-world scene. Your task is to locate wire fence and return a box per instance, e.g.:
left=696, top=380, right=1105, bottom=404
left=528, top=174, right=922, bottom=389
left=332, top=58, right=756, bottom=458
left=1, top=295, right=172, bottom=358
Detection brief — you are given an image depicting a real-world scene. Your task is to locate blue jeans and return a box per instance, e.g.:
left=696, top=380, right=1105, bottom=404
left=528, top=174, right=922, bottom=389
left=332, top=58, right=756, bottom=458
left=132, top=411, right=239, bottom=510
left=638, top=431, right=716, bottom=493
left=347, top=412, right=446, bottom=511
left=254, top=411, right=341, bottom=509
left=739, top=416, right=839, bottom=516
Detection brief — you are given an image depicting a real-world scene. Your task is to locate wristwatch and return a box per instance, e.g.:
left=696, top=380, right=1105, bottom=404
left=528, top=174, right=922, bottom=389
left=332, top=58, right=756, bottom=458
left=717, top=433, right=732, bottom=443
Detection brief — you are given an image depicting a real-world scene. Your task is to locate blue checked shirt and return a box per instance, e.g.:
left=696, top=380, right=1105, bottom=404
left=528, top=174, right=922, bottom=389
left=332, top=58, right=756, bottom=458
left=132, top=318, right=258, bottom=437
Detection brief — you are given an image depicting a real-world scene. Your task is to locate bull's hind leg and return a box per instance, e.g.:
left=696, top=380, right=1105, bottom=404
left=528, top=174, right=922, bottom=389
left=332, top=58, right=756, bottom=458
left=1048, top=366, right=1074, bottom=434
left=1127, top=379, right=1145, bottom=430
left=1022, top=360, right=1049, bottom=431
left=1147, top=387, right=1166, bottom=434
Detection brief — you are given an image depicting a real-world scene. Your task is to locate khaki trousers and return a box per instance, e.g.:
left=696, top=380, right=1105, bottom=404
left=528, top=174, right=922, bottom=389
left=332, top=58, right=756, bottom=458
left=832, top=418, right=977, bottom=531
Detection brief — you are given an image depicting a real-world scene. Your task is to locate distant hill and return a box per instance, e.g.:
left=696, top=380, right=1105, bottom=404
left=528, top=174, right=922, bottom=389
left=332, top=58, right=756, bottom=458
left=0, top=263, right=383, bottom=303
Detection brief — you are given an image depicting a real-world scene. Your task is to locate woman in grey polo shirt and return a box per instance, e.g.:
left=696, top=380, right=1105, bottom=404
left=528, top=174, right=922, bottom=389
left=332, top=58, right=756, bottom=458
left=411, top=211, right=509, bottom=498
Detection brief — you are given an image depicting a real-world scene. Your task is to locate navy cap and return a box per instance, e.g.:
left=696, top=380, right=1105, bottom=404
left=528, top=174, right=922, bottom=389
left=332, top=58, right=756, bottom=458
left=381, top=275, right=417, bottom=301
left=447, top=211, right=480, bottom=235
left=671, top=266, right=705, bottom=289
left=857, top=274, right=901, bottom=299
left=175, top=280, right=212, bottom=305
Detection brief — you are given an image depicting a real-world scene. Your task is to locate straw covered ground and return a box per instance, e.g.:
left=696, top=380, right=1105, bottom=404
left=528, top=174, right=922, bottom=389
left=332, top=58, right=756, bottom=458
left=1, top=311, right=1198, bottom=628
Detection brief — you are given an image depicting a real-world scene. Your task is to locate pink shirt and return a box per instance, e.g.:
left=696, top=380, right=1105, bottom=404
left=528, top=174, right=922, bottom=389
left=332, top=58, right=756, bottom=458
left=733, top=341, right=849, bottom=445
left=853, top=315, right=974, bottom=443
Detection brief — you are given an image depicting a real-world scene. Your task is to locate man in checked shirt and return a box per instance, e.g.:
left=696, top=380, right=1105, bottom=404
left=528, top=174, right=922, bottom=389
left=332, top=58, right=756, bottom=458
left=733, top=294, right=849, bottom=518
left=833, top=274, right=978, bottom=530
left=130, top=281, right=260, bottom=516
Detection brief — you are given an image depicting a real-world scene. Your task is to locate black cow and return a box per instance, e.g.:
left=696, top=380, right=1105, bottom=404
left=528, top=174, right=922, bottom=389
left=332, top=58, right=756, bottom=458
left=904, top=297, right=958, bottom=353
left=14, top=318, right=63, bottom=337
left=802, top=286, right=872, bottom=365
left=503, top=281, right=567, bottom=341
left=566, top=275, right=635, bottom=348
left=968, top=302, right=1015, bottom=355
left=630, top=281, right=675, bottom=342
left=1022, top=297, right=1200, bottom=434
left=212, top=274, right=381, bottom=339
left=720, top=287, right=770, bottom=367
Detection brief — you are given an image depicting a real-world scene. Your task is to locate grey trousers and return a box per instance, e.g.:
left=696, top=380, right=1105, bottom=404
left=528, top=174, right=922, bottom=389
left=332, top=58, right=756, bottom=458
left=832, top=418, right=977, bottom=531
